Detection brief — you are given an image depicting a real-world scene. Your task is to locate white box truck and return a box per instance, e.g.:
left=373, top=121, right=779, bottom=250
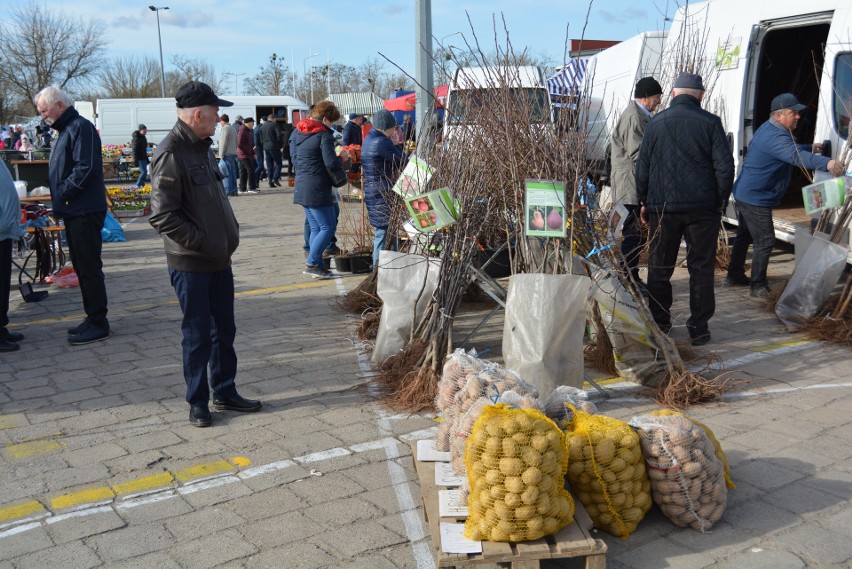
left=663, top=0, right=851, bottom=254
left=92, top=95, right=309, bottom=146
left=583, top=31, right=668, bottom=171
left=443, top=65, right=553, bottom=144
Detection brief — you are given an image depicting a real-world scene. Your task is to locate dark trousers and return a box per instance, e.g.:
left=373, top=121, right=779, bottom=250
left=647, top=211, right=720, bottom=338
left=169, top=267, right=238, bottom=407
left=238, top=158, right=256, bottom=191
left=254, top=150, right=265, bottom=181
left=621, top=204, right=645, bottom=281
left=264, top=149, right=282, bottom=182
left=727, top=201, right=775, bottom=289
left=64, top=212, right=109, bottom=329
left=1, top=239, right=11, bottom=336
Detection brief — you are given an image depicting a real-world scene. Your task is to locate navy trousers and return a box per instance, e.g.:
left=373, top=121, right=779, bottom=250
left=64, top=212, right=109, bottom=329
left=727, top=201, right=776, bottom=289
left=169, top=267, right=238, bottom=407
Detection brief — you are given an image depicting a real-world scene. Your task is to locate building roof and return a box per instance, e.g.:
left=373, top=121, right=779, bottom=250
left=324, top=92, right=386, bottom=116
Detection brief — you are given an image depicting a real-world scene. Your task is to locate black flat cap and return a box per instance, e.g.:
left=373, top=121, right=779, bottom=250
left=175, top=81, right=233, bottom=109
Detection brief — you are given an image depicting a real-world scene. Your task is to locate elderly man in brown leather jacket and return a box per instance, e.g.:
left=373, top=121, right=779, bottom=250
left=150, top=81, right=262, bottom=428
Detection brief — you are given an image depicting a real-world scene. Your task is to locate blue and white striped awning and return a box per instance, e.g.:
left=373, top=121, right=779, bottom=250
left=547, top=59, right=588, bottom=97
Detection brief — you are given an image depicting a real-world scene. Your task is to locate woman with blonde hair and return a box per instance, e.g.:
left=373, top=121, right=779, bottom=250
left=289, top=101, right=347, bottom=279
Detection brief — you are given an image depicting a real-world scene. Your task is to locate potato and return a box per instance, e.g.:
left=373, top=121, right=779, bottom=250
left=481, top=451, right=500, bottom=468
left=543, top=517, right=559, bottom=535
left=595, top=439, right=616, bottom=464
left=472, top=460, right=488, bottom=477
left=512, top=432, right=530, bottom=446
left=521, top=485, right=540, bottom=506
left=567, top=436, right=586, bottom=461
left=485, top=467, right=504, bottom=485
left=501, top=437, right=520, bottom=457
left=521, top=447, right=542, bottom=467
left=493, top=499, right=512, bottom=520
left=526, top=516, right=545, bottom=533
left=515, top=504, right=536, bottom=521
left=499, top=457, right=524, bottom=477
left=485, top=422, right=503, bottom=438
left=484, top=436, right=501, bottom=454
left=648, top=467, right=666, bottom=481
left=567, top=461, right=585, bottom=479
left=521, top=466, right=543, bottom=486
left=504, top=476, right=525, bottom=494
left=682, top=461, right=702, bottom=477
left=490, top=484, right=507, bottom=501
left=484, top=507, right=500, bottom=526
left=504, top=492, right=522, bottom=508
left=490, top=526, right=510, bottom=541
left=531, top=434, right=549, bottom=452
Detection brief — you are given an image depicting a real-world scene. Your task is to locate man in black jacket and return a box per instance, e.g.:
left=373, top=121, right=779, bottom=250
left=35, top=86, right=110, bottom=345
left=636, top=72, right=735, bottom=346
left=260, top=115, right=283, bottom=187
left=149, top=81, right=261, bottom=427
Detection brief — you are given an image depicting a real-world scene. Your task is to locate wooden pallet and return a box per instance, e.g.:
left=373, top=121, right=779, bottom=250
left=411, top=442, right=607, bottom=569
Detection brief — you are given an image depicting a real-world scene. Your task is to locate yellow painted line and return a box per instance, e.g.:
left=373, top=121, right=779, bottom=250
left=112, top=472, right=174, bottom=496
left=229, top=456, right=251, bottom=468
left=0, top=501, right=46, bottom=524
left=175, top=460, right=234, bottom=482
left=583, top=376, right=624, bottom=388
left=4, top=439, right=63, bottom=461
left=753, top=339, right=810, bottom=352
left=0, top=415, right=20, bottom=430
left=51, top=487, right=115, bottom=510
left=235, top=281, right=331, bottom=297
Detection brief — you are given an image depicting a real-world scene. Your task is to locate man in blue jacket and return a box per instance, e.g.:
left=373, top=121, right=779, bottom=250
left=726, top=93, right=845, bottom=298
left=35, top=86, right=110, bottom=345
left=0, top=161, right=23, bottom=352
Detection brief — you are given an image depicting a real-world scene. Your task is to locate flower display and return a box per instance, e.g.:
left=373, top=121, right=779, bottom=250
left=107, top=185, right=151, bottom=210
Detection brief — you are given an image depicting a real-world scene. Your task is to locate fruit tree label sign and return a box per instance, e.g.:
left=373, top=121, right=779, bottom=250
left=525, top=179, right=567, bottom=238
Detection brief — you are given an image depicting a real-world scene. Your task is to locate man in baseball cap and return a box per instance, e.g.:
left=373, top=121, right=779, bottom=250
left=175, top=81, right=234, bottom=109
left=727, top=92, right=844, bottom=298
left=149, top=80, right=261, bottom=427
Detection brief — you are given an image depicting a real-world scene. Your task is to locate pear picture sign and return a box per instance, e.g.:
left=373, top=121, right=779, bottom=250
left=524, top=179, right=567, bottom=238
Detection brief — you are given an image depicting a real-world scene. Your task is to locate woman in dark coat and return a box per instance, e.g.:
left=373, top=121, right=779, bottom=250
left=289, top=101, right=347, bottom=279
left=132, top=124, right=149, bottom=188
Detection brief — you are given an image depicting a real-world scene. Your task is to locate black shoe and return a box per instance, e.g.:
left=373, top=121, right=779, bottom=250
left=212, top=394, right=262, bottom=412
left=68, top=322, right=109, bottom=345
left=691, top=333, right=711, bottom=346
left=0, top=340, right=20, bottom=353
left=725, top=275, right=750, bottom=286
left=68, top=321, right=87, bottom=335
left=189, top=405, right=212, bottom=427
left=750, top=286, right=770, bottom=299
left=3, top=332, right=24, bottom=343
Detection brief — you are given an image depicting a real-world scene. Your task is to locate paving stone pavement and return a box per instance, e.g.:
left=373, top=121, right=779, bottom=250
left=1, top=186, right=850, bottom=568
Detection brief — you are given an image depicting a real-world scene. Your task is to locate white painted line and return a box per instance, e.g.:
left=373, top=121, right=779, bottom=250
left=295, top=447, right=352, bottom=464
left=178, top=475, right=240, bottom=495
left=116, top=490, right=176, bottom=509
left=336, top=276, right=435, bottom=569
left=0, top=511, right=51, bottom=532
left=0, top=522, right=42, bottom=539
left=46, top=506, right=113, bottom=524
left=399, top=427, right=439, bottom=442
left=238, top=459, right=296, bottom=479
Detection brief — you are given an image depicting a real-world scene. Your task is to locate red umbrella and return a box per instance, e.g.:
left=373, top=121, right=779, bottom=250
left=383, top=85, right=449, bottom=112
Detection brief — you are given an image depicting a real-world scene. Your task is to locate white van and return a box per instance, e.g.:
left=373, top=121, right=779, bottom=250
left=443, top=66, right=552, bottom=143
left=664, top=0, right=851, bottom=253
left=92, top=96, right=309, bottom=146
left=583, top=31, right=668, bottom=171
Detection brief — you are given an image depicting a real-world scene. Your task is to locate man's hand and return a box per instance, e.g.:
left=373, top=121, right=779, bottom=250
left=828, top=160, right=847, bottom=177
left=639, top=205, right=648, bottom=225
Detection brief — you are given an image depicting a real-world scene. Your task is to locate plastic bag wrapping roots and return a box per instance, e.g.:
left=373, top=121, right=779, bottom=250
left=564, top=407, right=652, bottom=538
left=630, top=414, right=727, bottom=531
left=650, top=410, right=735, bottom=489
left=776, top=231, right=848, bottom=331
left=590, top=269, right=662, bottom=386
left=464, top=404, right=574, bottom=542
left=503, top=273, right=590, bottom=396
left=543, top=386, right=598, bottom=427
left=372, top=251, right=441, bottom=363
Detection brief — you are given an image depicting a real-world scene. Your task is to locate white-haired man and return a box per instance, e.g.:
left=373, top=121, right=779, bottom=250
left=35, top=85, right=110, bottom=345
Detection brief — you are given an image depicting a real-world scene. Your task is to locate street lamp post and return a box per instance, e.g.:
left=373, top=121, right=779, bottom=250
left=224, top=72, right=246, bottom=96
left=149, top=6, right=169, bottom=98
left=303, top=51, right=320, bottom=104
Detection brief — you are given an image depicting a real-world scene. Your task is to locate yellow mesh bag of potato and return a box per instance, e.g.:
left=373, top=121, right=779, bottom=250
left=650, top=410, right=735, bottom=489
left=564, top=406, right=652, bottom=538
left=631, top=413, right=727, bottom=531
left=464, top=403, right=575, bottom=542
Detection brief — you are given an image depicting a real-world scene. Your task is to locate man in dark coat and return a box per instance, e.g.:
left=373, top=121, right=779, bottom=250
left=260, top=115, right=283, bottom=187
left=636, top=72, right=735, bottom=346
left=341, top=113, right=365, bottom=146
left=35, top=86, right=111, bottom=345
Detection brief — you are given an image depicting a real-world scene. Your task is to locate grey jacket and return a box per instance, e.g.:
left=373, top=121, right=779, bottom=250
left=219, top=123, right=238, bottom=157
left=149, top=119, right=239, bottom=272
left=610, top=101, right=649, bottom=206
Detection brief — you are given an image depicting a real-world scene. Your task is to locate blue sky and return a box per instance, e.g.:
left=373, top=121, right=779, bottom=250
left=29, top=0, right=678, bottom=95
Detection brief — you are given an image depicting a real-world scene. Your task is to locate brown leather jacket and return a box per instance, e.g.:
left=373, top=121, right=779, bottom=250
left=149, top=119, right=239, bottom=272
